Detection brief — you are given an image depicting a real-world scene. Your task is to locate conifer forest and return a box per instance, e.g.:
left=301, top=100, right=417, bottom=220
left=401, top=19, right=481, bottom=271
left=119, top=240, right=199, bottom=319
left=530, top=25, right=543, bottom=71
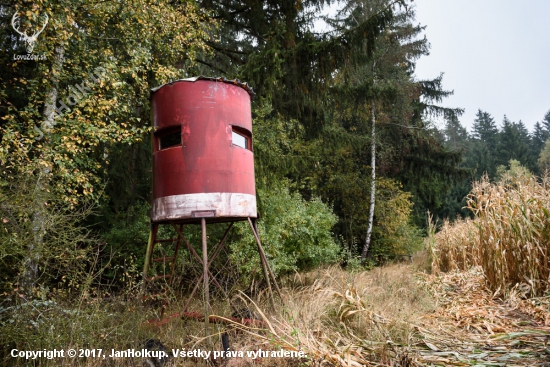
left=1, top=1, right=549, bottom=366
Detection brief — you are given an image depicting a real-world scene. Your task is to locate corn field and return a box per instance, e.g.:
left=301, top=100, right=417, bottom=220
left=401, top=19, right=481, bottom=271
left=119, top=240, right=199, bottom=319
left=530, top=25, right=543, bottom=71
left=430, top=171, right=550, bottom=296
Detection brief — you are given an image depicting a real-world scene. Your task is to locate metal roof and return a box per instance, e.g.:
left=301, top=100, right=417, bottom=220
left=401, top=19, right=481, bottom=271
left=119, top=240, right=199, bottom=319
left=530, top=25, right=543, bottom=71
left=150, top=76, right=255, bottom=100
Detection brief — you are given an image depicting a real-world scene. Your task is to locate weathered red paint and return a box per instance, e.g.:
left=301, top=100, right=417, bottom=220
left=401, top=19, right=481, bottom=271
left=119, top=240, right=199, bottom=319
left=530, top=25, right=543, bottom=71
left=150, top=78, right=257, bottom=223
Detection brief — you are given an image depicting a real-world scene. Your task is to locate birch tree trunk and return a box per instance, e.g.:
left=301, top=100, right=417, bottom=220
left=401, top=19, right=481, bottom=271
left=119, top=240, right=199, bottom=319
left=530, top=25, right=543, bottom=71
left=360, top=60, right=377, bottom=266
left=361, top=99, right=376, bottom=265
left=20, top=45, right=64, bottom=296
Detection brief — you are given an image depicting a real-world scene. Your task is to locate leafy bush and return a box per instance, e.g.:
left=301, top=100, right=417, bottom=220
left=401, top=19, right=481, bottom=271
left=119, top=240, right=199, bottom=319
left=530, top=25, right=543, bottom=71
left=370, top=178, right=424, bottom=262
left=0, top=176, right=93, bottom=296
left=100, top=202, right=151, bottom=284
left=230, top=181, right=340, bottom=281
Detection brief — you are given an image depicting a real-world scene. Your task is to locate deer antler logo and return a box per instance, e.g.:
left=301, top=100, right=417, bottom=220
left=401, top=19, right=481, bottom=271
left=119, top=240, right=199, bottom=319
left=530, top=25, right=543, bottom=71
left=11, top=12, right=49, bottom=54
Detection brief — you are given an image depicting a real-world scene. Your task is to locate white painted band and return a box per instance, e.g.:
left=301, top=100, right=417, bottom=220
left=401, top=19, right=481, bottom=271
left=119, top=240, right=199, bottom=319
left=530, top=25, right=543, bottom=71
left=151, top=192, right=257, bottom=222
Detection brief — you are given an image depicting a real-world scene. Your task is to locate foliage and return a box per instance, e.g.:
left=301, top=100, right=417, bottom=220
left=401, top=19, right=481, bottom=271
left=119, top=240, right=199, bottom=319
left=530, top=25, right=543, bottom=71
left=0, top=176, right=93, bottom=295
left=496, top=117, right=535, bottom=172
left=230, top=181, right=340, bottom=281
left=538, top=139, right=550, bottom=172
left=370, top=178, right=423, bottom=261
left=250, top=101, right=308, bottom=183
left=1, top=0, right=212, bottom=206
left=439, top=109, right=550, bottom=222
left=1, top=0, right=213, bottom=292
left=99, top=202, right=151, bottom=284
left=196, top=0, right=399, bottom=136
left=443, top=114, right=469, bottom=152
left=495, top=158, right=532, bottom=181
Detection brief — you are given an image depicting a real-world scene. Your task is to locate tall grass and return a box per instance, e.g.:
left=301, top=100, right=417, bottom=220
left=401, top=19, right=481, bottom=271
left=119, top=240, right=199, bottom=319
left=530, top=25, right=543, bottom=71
left=430, top=168, right=550, bottom=296
left=231, top=261, right=434, bottom=366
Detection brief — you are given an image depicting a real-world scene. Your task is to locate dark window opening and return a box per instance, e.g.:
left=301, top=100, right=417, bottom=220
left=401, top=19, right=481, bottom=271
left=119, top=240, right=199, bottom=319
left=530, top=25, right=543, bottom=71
left=156, top=126, right=181, bottom=150
left=231, top=126, right=252, bottom=150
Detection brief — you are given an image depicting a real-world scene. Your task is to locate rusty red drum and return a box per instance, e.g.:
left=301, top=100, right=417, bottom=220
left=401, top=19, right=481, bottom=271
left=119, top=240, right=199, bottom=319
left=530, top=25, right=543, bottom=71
left=150, top=77, right=257, bottom=223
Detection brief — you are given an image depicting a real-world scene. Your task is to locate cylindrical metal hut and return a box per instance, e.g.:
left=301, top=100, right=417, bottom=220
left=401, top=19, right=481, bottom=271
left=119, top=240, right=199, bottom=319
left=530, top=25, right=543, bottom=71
left=149, top=77, right=257, bottom=223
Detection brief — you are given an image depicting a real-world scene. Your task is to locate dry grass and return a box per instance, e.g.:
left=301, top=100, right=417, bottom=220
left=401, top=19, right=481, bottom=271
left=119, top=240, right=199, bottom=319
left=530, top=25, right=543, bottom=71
left=430, top=172, right=550, bottom=296
left=3, top=254, right=550, bottom=366
left=214, top=256, right=550, bottom=366
left=208, top=258, right=435, bottom=367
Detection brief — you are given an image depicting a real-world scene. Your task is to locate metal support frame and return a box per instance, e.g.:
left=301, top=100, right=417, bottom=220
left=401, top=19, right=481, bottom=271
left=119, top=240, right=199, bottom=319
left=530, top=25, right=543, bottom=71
left=142, top=223, right=182, bottom=317
left=143, top=217, right=282, bottom=328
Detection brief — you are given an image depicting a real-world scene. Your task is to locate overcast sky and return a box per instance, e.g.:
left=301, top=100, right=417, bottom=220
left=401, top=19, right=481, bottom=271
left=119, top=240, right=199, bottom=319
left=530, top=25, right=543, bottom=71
left=413, top=0, right=550, bottom=132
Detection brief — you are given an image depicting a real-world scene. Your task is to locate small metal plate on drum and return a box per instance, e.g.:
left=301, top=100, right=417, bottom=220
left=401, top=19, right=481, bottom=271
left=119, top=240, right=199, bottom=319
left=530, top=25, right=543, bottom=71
left=192, top=210, right=216, bottom=218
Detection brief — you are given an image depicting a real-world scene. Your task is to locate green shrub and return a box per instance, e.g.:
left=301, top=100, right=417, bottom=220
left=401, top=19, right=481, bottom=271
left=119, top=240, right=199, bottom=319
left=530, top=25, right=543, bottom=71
left=100, top=202, right=151, bottom=284
left=230, top=180, right=340, bottom=281
left=0, top=176, right=93, bottom=295
left=370, top=178, right=424, bottom=262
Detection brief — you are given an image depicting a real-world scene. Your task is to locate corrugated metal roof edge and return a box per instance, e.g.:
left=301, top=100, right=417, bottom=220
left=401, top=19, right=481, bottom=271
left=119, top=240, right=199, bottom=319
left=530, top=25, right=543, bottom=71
left=150, top=76, right=255, bottom=100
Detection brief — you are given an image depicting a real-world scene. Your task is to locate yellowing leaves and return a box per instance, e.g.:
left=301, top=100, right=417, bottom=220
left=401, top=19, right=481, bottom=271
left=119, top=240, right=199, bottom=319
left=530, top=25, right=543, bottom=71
left=3, top=0, right=213, bottom=207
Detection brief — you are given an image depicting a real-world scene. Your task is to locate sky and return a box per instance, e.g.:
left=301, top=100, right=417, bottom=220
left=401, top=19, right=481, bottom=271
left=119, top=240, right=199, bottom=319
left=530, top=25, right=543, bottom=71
left=413, top=0, right=550, bottom=132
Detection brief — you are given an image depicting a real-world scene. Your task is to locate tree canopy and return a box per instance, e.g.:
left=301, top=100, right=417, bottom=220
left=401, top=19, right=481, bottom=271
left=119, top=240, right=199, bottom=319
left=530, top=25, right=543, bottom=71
left=1, top=0, right=511, bottom=293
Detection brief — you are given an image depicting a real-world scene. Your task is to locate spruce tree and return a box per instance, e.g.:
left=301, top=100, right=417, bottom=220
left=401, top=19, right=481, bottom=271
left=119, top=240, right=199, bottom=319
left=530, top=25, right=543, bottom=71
left=496, top=117, right=535, bottom=172
left=472, top=110, right=498, bottom=147
left=532, top=121, right=549, bottom=156
left=469, top=110, right=498, bottom=178
left=542, top=110, right=550, bottom=132
left=443, top=114, right=469, bottom=152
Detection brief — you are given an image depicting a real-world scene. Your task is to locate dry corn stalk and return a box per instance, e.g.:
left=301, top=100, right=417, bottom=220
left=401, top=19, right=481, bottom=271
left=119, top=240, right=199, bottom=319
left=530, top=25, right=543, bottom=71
left=430, top=172, right=550, bottom=296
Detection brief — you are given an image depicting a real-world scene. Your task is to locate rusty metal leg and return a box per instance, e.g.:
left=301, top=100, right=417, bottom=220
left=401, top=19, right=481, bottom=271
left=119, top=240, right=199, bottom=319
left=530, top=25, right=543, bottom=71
left=160, top=224, right=183, bottom=318
left=253, top=219, right=283, bottom=298
left=142, top=223, right=158, bottom=293
left=177, top=223, right=238, bottom=315
left=210, top=222, right=233, bottom=262
left=182, top=274, right=203, bottom=312
left=201, top=218, right=211, bottom=344
left=167, top=224, right=183, bottom=286
left=173, top=225, right=204, bottom=313
left=253, top=219, right=283, bottom=299
left=247, top=218, right=276, bottom=309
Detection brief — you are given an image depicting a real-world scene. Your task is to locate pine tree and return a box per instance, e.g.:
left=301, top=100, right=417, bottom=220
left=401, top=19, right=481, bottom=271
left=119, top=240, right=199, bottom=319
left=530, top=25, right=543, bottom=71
left=323, top=1, right=464, bottom=239
left=443, top=114, right=469, bottom=152
left=542, top=110, right=550, bottom=132
left=468, top=110, right=499, bottom=178
left=496, top=117, right=535, bottom=171
left=196, top=0, right=398, bottom=138
left=472, top=110, right=498, bottom=147
left=532, top=121, right=549, bottom=155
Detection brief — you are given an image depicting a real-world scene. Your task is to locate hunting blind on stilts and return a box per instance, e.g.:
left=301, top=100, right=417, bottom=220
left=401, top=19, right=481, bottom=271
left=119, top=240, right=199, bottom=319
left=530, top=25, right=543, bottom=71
left=142, top=77, right=280, bottom=335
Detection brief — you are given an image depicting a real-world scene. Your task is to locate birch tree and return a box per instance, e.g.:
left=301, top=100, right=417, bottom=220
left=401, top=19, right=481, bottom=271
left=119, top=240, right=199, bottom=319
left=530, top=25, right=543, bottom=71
left=1, top=0, right=212, bottom=293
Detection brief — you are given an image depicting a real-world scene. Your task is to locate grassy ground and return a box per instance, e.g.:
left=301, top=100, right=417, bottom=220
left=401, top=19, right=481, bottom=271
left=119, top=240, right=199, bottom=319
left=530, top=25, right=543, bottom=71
left=2, top=252, right=549, bottom=366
